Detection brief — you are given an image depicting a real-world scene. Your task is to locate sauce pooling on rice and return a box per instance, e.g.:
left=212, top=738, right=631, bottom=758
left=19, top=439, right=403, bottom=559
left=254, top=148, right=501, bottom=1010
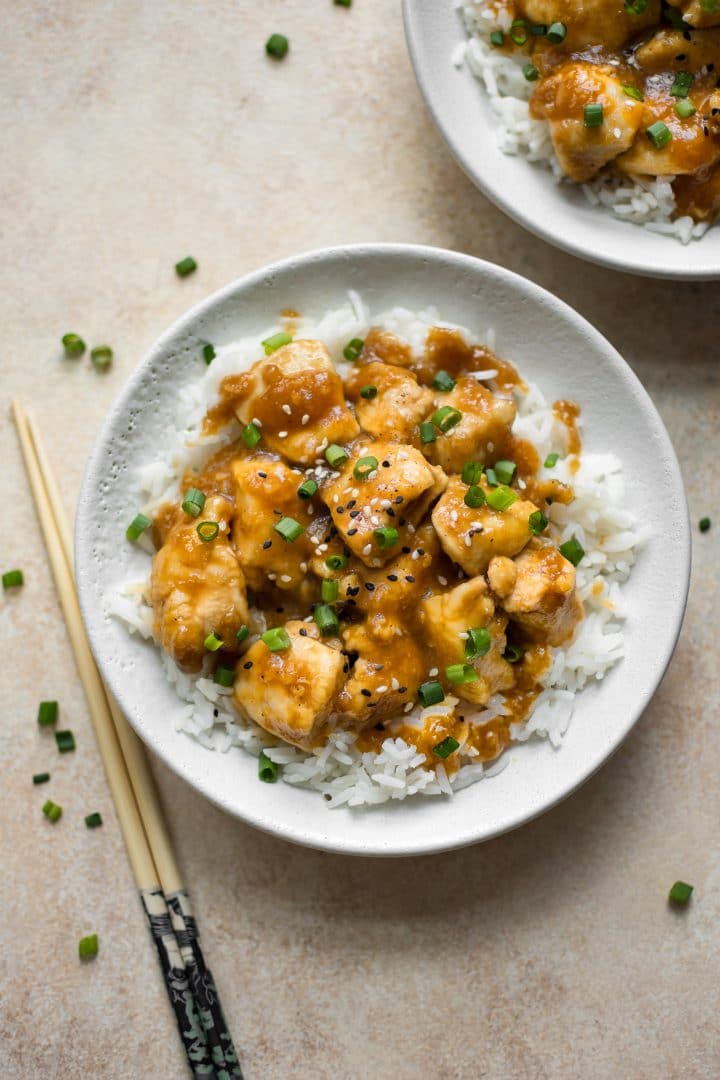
left=149, top=327, right=584, bottom=774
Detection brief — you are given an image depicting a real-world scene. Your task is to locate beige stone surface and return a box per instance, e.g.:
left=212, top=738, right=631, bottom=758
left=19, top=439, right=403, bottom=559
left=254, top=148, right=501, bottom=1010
left=1, top=1, right=719, bottom=1077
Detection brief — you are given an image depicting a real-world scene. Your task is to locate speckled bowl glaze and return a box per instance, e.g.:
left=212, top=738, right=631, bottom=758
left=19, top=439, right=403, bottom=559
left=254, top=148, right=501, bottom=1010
left=75, top=244, right=690, bottom=856
left=403, top=0, right=720, bottom=280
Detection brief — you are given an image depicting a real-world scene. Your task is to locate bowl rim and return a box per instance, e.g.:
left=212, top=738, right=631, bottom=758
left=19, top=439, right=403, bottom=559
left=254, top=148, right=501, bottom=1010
left=75, top=242, right=691, bottom=856
left=402, top=0, right=720, bottom=282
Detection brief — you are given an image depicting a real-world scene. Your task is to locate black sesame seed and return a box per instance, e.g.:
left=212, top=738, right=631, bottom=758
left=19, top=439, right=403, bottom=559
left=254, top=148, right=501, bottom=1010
left=405, top=575, right=415, bottom=583
left=399, top=518, right=406, bottom=527
left=709, top=63, right=715, bottom=72
left=299, top=628, right=308, bottom=636
left=375, top=723, right=384, bottom=731
left=417, top=548, right=425, bottom=556
left=243, top=661, right=253, bottom=669
left=386, top=507, right=396, bottom=517
left=258, top=471, right=268, bottom=478
left=394, top=496, right=404, bottom=504
left=364, top=582, right=376, bottom=592
left=382, top=460, right=390, bottom=468
left=401, top=546, right=411, bottom=554
left=361, top=688, right=372, bottom=697
left=213, top=708, right=219, bottom=718
left=349, top=509, right=361, bottom=519
left=387, top=574, right=398, bottom=582
left=675, top=53, right=686, bottom=61
left=398, top=686, right=407, bottom=694
left=367, top=701, right=377, bottom=708
left=263, top=539, right=272, bottom=549
left=347, top=500, right=356, bottom=509
left=347, top=528, right=358, bottom=536
left=336, top=506, right=345, bottom=514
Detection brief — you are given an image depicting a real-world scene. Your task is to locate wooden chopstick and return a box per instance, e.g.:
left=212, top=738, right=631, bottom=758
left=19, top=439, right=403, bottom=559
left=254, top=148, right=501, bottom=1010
left=23, top=406, right=242, bottom=1078
left=12, top=401, right=241, bottom=1079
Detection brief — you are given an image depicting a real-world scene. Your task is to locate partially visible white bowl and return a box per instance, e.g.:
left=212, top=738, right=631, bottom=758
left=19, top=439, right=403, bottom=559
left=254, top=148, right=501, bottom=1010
left=75, top=244, right=690, bottom=856
left=403, top=0, right=720, bottom=280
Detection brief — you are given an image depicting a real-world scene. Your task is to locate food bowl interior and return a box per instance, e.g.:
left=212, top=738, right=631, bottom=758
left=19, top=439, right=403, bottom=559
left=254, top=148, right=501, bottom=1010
left=75, top=245, right=690, bottom=855
left=403, top=0, right=720, bottom=281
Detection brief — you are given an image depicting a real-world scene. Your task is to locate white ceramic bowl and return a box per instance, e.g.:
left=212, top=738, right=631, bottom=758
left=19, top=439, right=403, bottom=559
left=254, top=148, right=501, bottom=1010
left=75, top=244, right=690, bottom=856
left=403, top=0, right=720, bottom=280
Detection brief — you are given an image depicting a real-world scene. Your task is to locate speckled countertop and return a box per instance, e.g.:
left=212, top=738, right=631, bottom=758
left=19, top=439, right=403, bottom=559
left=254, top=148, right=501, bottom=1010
left=2, top=2, right=719, bottom=1077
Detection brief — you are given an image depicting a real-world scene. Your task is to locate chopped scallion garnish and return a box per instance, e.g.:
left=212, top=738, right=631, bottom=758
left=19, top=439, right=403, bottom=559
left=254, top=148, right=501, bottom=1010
left=175, top=257, right=197, bottom=278
left=622, top=84, right=644, bottom=102
left=126, top=514, right=152, bottom=542
left=90, top=345, right=113, bottom=371
left=214, top=666, right=235, bottom=688
left=265, top=33, right=289, bottom=59
left=202, top=343, right=216, bottom=365
left=584, top=103, right=604, bottom=128
left=61, top=333, right=86, bottom=357
left=204, top=631, right=224, bottom=652
left=528, top=510, right=548, bottom=535
left=196, top=521, right=219, bottom=542
left=624, top=0, right=648, bottom=12
left=258, top=750, right=279, bottom=782
left=297, top=478, right=318, bottom=500
left=419, top=421, right=437, bottom=444
left=33, top=772, right=50, bottom=785
left=646, top=121, right=672, bottom=149
left=325, top=554, right=348, bottom=570
left=418, top=681, right=445, bottom=707
left=433, top=736, right=459, bottom=759
left=504, top=644, right=523, bottom=663
left=490, top=29, right=505, bottom=47
left=78, top=933, right=99, bottom=959
left=544, top=452, right=559, bottom=468
left=461, top=461, right=483, bottom=486
left=261, top=627, right=291, bottom=652
left=55, top=730, right=75, bottom=753
left=484, top=466, right=498, bottom=486
left=446, top=663, right=479, bottom=685
left=261, top=331, right=292, bottom=355
left=353, top=455, right=378, bottom=481
left=2, top=569, right=24, bottom=588
left=699, top=517, right=711, bottom=532
left=343, top=337, right=364, bottom=361
left=510, top=18, right=528, bottom=45
left=546, top=21, right=566, bottom=43
left=181, top=487, right=206, bottom=517
left=42, top=799, right=62, bottom=822
left=373, top=526, right=399, bottom=550
left=523, top=63, right=539, bottom=81
left=314, top=603, right=340, bottom=636
left=242, top=422, right=262, bottom=449
left=321, top=579, right=339, bottom=603
left=465, top=626, right=491, bottom=659
left=325, top=444, right=348, bottom=468
left=360, top=385, right=378, bottom=399
left=85, top=812, right=103, bottom=829
left=668, top=880, right=693, bottom=905
left=464, top=485, right=486, bottom=509
left=432, top=370, right=456, bottom=392
left=432, top=406, right=462, bottom=433
left=38, top=701, right=58, bottom=728
left=670, top=71, right=693, bottom=98
left=274, top=516, right=304, bottom=542
left=675, top=99, right=696, bottom=120
left=493, top=459, right=517, bottom=485
left=486, top=485, right=518, bottom=511
left=236, top=625, right=250, bottom=643
left=559, top=536, right=585, bottom=566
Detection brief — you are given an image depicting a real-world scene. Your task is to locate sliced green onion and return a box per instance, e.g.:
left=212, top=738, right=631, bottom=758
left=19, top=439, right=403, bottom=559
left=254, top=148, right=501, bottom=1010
left=196, top=521, right=219, bottom=542
left=670, top=71, right=693, bottom=99
left=464, top=485, right=486, bottom=509
left=42, top=799, right=62, bottom=823
left=214, top=666, right=235, bottom=687
left=510, top=18, right=528, bottom=45
left=484, top=466, right=498, bottom=486
left=432, top=406, right=462, bottom=433
left=325, top=444, right=348, bottom=468
left=486, top=485, right=518, bottom=511
left=675, top=99, right=696, bottom=120
left=584, top=103, right=604, bottom=128
left=181, top=487, right=206, bottom=517
left=126, top=513, right=152, bottom=542
left=446, top=663, right=479, bottom=685
left=314, top=603, right=340, bottom=636
left=418, top=680, right=445, bottom=707
left=528, top=510, right=549, bottom=535
left=55, top=730, right=75, bottom=753
left=504, top=644, right=523, bottom=663
left=530, top=23, right=547, bottom=35
left=343, top=337, right=364, bottom=361
left=261, top=627, right=291, bottom=652
left=523, top=63, right=539, bottom=82
left=335, top=0, right=352, bottom=6
left=433, top=736, right=459, bottom=759
left=432, top=369, right=456, bottom=392
left=202, top=343, right=216, bottom=365
left=559, top=536, right=585, bottom=566
left=175, top=257, right=197, bottom=278
left=546, top=21, right=566, bottom=43
left=699, top=517, right=711, bottom=533
left=236, top=625, right=249, bottom=643
left=665, top=5, right=690, bottom=26
left=373, top=526, right=399, bottom=550
left=78, top=934, right=99, bottom=959
left=297, top=478, right=318, bottom=499
left=33, top=772, right=50, bottom=785
left=668, top=880, right=693, bottom=905
left=2, top=569, right=24, bottom=588
left=461, top=461, right=483, bottom=485
left=84, top=812, right=103, bottom=829
left=466, top=626, right=492, bottom=659
left=61, top=332, right=85, bottom=357
left=274, top=516, right=304, bottom=542
left=419, top=421, right=437, bottom=444
left=622, top=84, right=644, bottom=102
left=38, top=701, right=58, bottom=728
left=258, top=750, right=279, bottom=782
left=242, top=422, right=262, bottom=449
left=354, top=455, right=378, bottom=481
left=624, top=0, right=648, bottom=12
left=646, top=121, right=672, bottom=149
left=544, top=452, right=559, bottom=468
left=360, top=385, right=378, bottom=399
left=490, top=29, right=505, bottom=47
left=325, top=554, right=348, bottom=570
left=321, top=579, right=339, bottom=602
left=204, top=631, right=224, bottom=652
left=265, top=33, right=289, bottom=59
left=90, top=345, right=113, bottom=371
left=261, top=331, right=292, bottom=355
left=493, top=460, right=517, bottom=485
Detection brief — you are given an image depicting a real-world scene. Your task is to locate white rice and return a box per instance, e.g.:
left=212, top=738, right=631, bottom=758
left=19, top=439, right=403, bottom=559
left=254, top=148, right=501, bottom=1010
left=110, top=297, right=644, bottom=807
left=456, top=0, right=711, bottom=244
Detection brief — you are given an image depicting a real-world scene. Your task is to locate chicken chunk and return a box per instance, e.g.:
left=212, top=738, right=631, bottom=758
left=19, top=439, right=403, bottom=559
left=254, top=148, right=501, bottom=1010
left=422, top=376, right=516, bottom=474
left=231, top=457, right=323, bottom=592
left=674, top=162, right=720, bottom=221
left=432, top=477, right=537, bottom=576
left=666, top=0, right=720, bottom=27
left=617, top=89, right=720, bottom=177
left=344, top=362, right=434, bottom=442
left=320, top=440, right=447, bottom=567
left=338, top=622, right=426, bottom=723
left=531, top=62, right=644, bottom=182
left=633, top=28, right=720, bottom=73
left=522, top=0, right=660, bottom=50
left=151, top=495, right=249, bottom=672
left=232, top=621, right=345, bottom=750
left=223, top=340, right=359, bottom=465
left=419, top=578, right=514, bottom=705
left=490, top=543, right=582, bottom=646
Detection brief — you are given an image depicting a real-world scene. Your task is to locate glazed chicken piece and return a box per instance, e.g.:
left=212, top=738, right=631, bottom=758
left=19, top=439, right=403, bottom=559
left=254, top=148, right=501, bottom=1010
left=419, top=578, right=514, bottom=705
left=150, top=495, right=249, bottom=672
left=231, top=456, right=323, bottom=593
left=674, top=163, right=720, bottom=221
left=338, top=622, right=427, bottom=723
left=633, top=28, right=720, bottom=72
left=320, top=440, right=447, bottom=567
left=531, top=62, right=644, bottom=183
left=422, top=376, right=516, bottom=474
left=344, top=362, right=434, bottom=442
left=232, top=621, right=345, bottom=750
left=488, top=544, right=582, bottom=646
left=432, top=477, right=537, bottom=576
left=617, top=90, right=720, bottom=178
left=521, top=0, right=660, bottom=50
left=222, top=339, right=359, bottom=465
left=666, top=0, right=720, bottom=27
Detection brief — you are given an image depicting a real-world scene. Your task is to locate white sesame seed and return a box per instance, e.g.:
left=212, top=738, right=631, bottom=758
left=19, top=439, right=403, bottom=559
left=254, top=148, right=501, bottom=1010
left=407, top=524, right=416, bottom=534
left=404, top=701, right=414, bottom=713
left=307, top=504, right=315, bottom=516
left=518, top=477, right=526, bottom=489
left=370, top=516, right=380, bottom=526
left=380, top=499, right=392, bottom=509
left=464, top=535, right=472, bottom=547
left=301, top=414, right=310, bottom=425
left=411, top=550, right=420, bottom=560
left=333, top=493, right=339, bottom=503
left=318, top=543, right=328, bottom=553
left=300, top=562, right=308, bottom=573
left=376, top=685, right=388, bottom=694
left=368, top=470, right=378, bottom=481
left=351, top=488, right=359, bottom=498
left=278, top=431, right=288, bottom=438
left=363, top=543, right=372, bottom=555
left=252, top=417, right=262, bottom=428
left=280, top=574, right=292, bottom=583
left=459, top=631, right=468, bottom=640
left=370, top=497, right=378, bottom=506
left=450, top=510, right=458, bottom=523
left=282, top=403, right=292, bottom=415
left=428, top=667, right=438, bottom=677
left=267, top=572, right=277, bottom=580
left=438, top=575, right=447, bottom=586
left=487, top=441, right=494, bottom=452
left=397, top=451, right=408, bottom=460
left=391, top=677, right=400, bottom=690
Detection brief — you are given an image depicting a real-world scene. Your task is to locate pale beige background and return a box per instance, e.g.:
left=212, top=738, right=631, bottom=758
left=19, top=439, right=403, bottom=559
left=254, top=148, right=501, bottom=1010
left=1, top=2, right=718, bottom=1077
